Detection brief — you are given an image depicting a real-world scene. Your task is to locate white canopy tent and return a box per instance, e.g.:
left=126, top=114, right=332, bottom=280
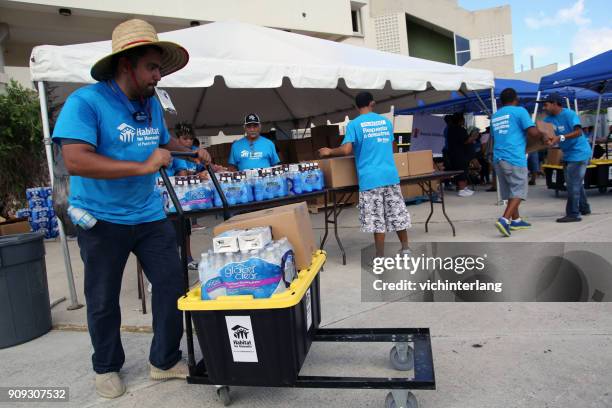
left=30, top=21, right=494, bottom=307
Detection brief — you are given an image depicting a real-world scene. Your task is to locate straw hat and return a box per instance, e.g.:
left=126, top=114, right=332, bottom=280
left=91, top=19, right=189, bottom=81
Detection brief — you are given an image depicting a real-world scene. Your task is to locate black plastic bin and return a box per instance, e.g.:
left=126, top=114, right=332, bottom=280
left=0, top=232, right=51, bottom=348
left=179, top=252, right=324, bottom=387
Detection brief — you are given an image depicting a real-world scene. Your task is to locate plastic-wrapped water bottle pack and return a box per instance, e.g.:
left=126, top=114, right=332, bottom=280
left=200, top=227, right=297, bottom=300
left=24, top=187, right=59, bottom=239
left=156, top=175, right=217, bottom=213
left=157, top=162, right=325, bottom=212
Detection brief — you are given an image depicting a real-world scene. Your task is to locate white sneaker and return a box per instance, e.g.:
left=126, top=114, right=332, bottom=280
left=458, top=189, right=474, bottom=197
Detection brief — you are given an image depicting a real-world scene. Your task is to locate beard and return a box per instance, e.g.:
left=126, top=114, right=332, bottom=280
left=142, top=85, right=156, bottom=98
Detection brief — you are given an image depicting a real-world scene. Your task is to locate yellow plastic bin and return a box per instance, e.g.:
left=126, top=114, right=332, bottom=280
left=178, top=251, right=325, bottom=387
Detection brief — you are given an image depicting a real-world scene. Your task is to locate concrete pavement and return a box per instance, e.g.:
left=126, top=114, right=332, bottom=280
left=2, top=183, right=611, bottom=407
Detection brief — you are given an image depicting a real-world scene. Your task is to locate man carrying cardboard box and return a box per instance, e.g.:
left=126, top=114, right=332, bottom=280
left=491, top=88, right=552, bottom=237
left=539, top=93, right=593, bottom=223
left=318, top=92, right=411, bottom=258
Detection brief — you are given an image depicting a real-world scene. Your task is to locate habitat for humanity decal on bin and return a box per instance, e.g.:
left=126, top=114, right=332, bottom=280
left=225, top=316, right=258, bottom=362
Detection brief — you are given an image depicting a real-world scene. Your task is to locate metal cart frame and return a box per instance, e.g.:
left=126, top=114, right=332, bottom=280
left=161, top=153, right=436, bottom=408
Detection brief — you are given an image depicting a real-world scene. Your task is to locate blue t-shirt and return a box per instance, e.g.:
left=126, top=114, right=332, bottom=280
left=228, top=136, right=280, bottom=170
left=342, top=112, right=399, bottom=191
left=491, top=105, right=535, bottom=167
left=544, top=108, right=591, bottom=162
left=171, top=145, right=198, bottom=175
left=166, top=158, right=188, bottom=177
left=52, top=82, right=170, bottom=225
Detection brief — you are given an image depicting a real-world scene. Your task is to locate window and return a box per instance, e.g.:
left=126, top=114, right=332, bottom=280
left=351, top=8, right=362, bottom=34
left=454, top=34, right=471, bottom=66
left=456, top=51, right=471, bottom=66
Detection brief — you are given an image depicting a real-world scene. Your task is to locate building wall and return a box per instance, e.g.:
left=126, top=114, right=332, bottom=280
left=465, top=55, right=515, bottom=79
left=511, top=63, right=558, bottom=84
left=5, top=0, right=355, bottom=38
left=367, top=0, right=514, bottom=77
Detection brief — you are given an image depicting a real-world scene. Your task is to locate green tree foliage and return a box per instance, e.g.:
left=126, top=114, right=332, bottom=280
left=0, top=80, right=48, bottom=217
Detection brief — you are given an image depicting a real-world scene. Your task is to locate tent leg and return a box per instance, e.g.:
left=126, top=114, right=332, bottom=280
left=490, top=88, right=503, bottom=206
left=37, top=81, right=83, bottom=311
left=574, top=98, right=579, bottom=113
left=591, top=94, right=602, bottom=160
left=532, top=91, right=541, bottom=122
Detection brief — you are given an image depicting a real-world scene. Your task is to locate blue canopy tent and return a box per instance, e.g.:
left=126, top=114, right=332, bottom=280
left=539, top=50, right=612, bottom=93
left=394, top=78, right=537, bottom=115
left=394, top=79, right=605, bottom=116
left=537, top=50, right=612, bottom=157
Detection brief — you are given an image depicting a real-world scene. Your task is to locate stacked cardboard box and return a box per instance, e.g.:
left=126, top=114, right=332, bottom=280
left=213, top=202, right=315, bottom=270
left=207, top=143, right=233, bottom=166
left=0, top=217, right=31, bottom=236
left=546, top=148, right=563, bottom=165
left=288, top=138, right=315, bottom=163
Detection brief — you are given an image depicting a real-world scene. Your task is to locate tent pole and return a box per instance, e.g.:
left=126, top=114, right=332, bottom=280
left=490, top=87, right=502, bottom=206
left=532, top=91, right=541, bottom=122
left=591, top=94, right=603, bottom=159
left=473, top=90, right=491, bottom=116
left=574, top=97, right=579, bottom=113
left=37, top=81, right=83, bottom=311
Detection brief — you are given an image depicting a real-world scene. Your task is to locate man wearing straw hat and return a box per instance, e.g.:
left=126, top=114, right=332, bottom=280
left=52, top=19, right=210, bottom=398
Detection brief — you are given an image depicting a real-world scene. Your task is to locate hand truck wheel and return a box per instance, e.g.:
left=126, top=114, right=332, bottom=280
left=216, top=386, right=231, bottom=406
left=385, top=390, right=418, bottom=408
left=389, top=343, right=414, bottom=371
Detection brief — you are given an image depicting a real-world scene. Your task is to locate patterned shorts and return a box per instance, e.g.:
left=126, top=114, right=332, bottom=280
left=358, top=184, right=412, bottom=233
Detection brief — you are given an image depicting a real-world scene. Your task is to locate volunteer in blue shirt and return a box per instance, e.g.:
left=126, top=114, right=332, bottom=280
left=228, top=113, right=280, bottom=171
left=540, top=93, right=593, bottom=222
left=491, top=88, right=551, bottom=237
left=171, top=122, right=199, bottom=176
left=318, top=92, right=411, bottom=258
left=51, top=19, right=211, bottom=399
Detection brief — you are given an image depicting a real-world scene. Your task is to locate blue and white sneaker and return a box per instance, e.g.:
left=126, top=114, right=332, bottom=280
left=510, top=219, right=531, bottom=230
left=495, top=217, right=511, bottom=237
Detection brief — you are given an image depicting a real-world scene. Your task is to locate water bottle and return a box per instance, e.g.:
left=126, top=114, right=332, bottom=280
left=198, top=252, right=209, bottom=283
left=238, top=175, right=250, bottom=204
left=254, top=176, right=264, bottom=202
left=224, top=178, right=237, bottom=206
left=212, top=178, right=222, bottom=207
left=302, top=165, right=313, bottom=193
left=68, top=206, right=97, bottom=230
left=315, top=162, right=325, bottom=190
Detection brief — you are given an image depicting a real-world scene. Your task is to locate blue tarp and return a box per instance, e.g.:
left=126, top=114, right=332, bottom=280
left=395, top=78, right=537, bottom=115
left=539, top=50, right=612, bottom=94
left=395, top=78, right=610, bottom=116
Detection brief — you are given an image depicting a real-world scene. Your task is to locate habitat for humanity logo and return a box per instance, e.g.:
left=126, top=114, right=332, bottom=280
left=232, top=325, right=250, bottom=340
left=240, top=149, right=250, bottom=158
left=117, top=123, right=136, bottom=143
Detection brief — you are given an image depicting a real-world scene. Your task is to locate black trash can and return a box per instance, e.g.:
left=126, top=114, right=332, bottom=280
left=0, top=232, right=52, bottom=348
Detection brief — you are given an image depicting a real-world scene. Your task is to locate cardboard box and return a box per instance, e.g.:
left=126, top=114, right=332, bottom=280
left=316, top=156, right=358, bottom=188
left=288, top=138, right=314, bottom=163
left=213, top=202, right=315, bottom=270
left=400, top=181, right=439, bottom=199
left=527, top=121, right=556, bottom=153
left=394, top=153, right=410, bottom=177
left=310, top=125, right=339, bottom=152
left=401, top=184, right=423, bottom=199
left=546, top=148, right=563, bottom=165
left=307, top=190, right=358, bottom=210
left=328, top=134, right=345, bottom=148
left=406, top=150, right=434, bottom=176
left=0, top=218, right=31, bottom=236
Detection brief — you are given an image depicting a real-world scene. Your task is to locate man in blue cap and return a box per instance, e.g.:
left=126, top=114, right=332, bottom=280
left=539, top=93, right=592, bottom=222
left=228, top=113, right=280, bottom=171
